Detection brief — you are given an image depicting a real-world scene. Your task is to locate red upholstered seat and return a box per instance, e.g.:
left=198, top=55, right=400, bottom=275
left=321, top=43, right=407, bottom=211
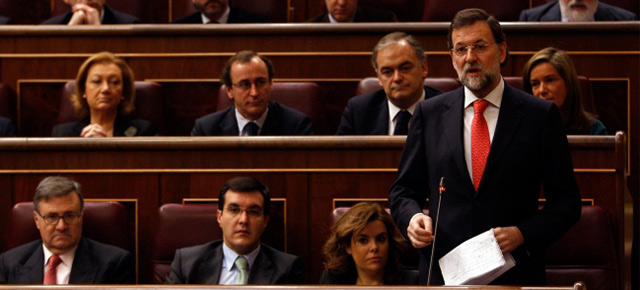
left=422, top=0, right=528, bottom=21
left=6, top=201, right=131, bottom=253
left=57, top=80, right=165, bottom=134
left=356, top=77, right=461, bottom=96
left=151, top=203, right=286, bottom=283
left=217, top=82, right=327, bottom=134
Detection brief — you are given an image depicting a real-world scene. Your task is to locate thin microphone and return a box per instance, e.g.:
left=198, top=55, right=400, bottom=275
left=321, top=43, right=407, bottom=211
left=427, top=177, right=446, bottom=285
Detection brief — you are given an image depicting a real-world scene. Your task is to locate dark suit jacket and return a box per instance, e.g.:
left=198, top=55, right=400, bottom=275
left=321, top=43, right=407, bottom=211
left=519, top=1, right=638, bottom=21
left=337, top=86, right=441, bottom=135
left=165, top=240, right=304, bottom=284
left=0, top=117, right=15, bottom=136
left=0, top=16, right=11, bottom=24
left=42, top=5, right=141, bottom=24
left=0, top=238, right=134, bottom=284
left=191, top=101, right=313, bottom=136
left=319, top=268, right=418, bottom=285
left=172, top=8, right=266, bottom=23
left=389, top=83, right=581, bottom=285
left=308, top=6, right=398, bottom=22
left=52, top=115, right=156, bottom=137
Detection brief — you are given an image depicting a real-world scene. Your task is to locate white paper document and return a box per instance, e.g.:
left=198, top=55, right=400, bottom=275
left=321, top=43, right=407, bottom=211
left=439, top=229, right=515, bottom=285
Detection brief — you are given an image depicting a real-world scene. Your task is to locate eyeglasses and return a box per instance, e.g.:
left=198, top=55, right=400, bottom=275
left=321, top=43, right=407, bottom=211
left=232, top=78, right=269, bottom=91
left=225, top=205, right=263, bottom=218
left=451, top=42, right=494, bottom=56
left=37, top=211, right=82, bottom=225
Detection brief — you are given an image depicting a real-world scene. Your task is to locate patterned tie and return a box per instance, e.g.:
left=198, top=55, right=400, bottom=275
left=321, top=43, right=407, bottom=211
left=43, top=255, right=62, bottom=285
left=394, top=110, right=411, bottom=135
left=234, top=256, right=249, bottom=284
left=243, top=122, right=260, bottom=136
left=471, top=100, right=490, bottom=191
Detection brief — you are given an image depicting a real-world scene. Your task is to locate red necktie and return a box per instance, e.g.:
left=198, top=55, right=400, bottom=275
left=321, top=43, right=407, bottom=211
left=43, top=255, right=62, bottom=285
left=471, top=100, right=490, bottom=191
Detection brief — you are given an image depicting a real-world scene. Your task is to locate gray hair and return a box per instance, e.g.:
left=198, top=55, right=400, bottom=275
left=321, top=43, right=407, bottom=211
left=33, top=176, right=84, bottom=213
left=371, top=32, right=426, bottom=71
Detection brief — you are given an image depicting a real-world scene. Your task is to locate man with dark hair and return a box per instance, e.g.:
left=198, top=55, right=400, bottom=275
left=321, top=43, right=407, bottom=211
left=191, top=50, right=313, bottom=136
left=337, top=32, right=441, bottom=135
left=0, top=176, right=134, bottom=284
left=165, top=177, right=304, bottom=284
left=42, top=0, right=140, bottom=25
left=389, top=8, right=581, bottom=285
left=172, top=0, right=265, bottom=24
left=520, top=0, right=637, bottom=21
left=308, top=0, right=397, bottom=22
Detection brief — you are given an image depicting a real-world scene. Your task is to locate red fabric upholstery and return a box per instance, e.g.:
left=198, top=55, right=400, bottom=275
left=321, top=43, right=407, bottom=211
left=151, top=203, right=286, bottom=284
left=6, top=201, right=131, bottom=253
left=504, top=76, right=596, bottom=115
left=422, top=1, right=528, bottom=21
left=57, top=80, right=165, bottom=134
left=545, top=205, right=618, bottom=290
left=217, top=82, right=326, bottom=134
left=356, top=77, right=461, bottom=96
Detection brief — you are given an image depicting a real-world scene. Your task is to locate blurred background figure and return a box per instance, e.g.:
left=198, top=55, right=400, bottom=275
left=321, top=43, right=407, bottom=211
left=172, top=0, right=265, bottom=23
left=321, top=202, right=417, bottom=285
left=523, top=47, right=607, bottom=135
left=52, top=52, right=156, bottom=137
left=42, top=0, right=140, bottom=25
left=520, top=0, right=637, bottom=21
left=308, top=0, right=397, bottom=22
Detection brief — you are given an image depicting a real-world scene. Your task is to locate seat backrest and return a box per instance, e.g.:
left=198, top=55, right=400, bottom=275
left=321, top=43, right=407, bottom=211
left=57, top=80, right=165, bottom=134
left=217, top=82, right=326, bottom=134
left=356, top=77, right=461, bottom=96
left=545, top=205, right=618, bottom=290
left=504, top=76, right=596, bottom=115
left=6, top=201, right=131, bottom=253
left=359, top=0, right=424, bottom=21
left=152, top=203, right=286, bottom=284
left=173, top=0, right=285, bottom=22
left=422, top=0, right=528, bottom=21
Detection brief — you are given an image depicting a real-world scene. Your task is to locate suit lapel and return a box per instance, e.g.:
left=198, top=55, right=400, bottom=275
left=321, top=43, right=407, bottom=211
left=367, top=93, right=389, bottom=134
left=196, top=243, right=223, bottom=284
left=220, top=108, right=240, bottom=136
left=478, top=84, right=525, bottom=193
left=541, top=3, right=562, bottom=21
left=441, top=88, right=473, bottom=189
left=261, top=102, right=281, bottom=135
left=16, top=243, right=44, bottom=284
left=248, top=247, right=275, bottom=284
left=69, top=239, right=98, bottom=284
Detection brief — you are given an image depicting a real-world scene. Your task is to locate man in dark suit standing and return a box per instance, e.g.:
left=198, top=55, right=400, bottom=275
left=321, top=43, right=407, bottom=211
left=165, top=177, right=304, bottom=284
left=520, top=0, right=637, bottom=21
left=308, top=0, right=397, bottom=22
left=337, top=32, right=441, bottom=135
left=389, top=8, right=581, bottom=285
left=192, top=51, right=312, bottom=136
left=0, top=176, right=134, bottom=284
left=42, top=0, right=140, bottom=24
left=173, top=0, right=265, bottom=24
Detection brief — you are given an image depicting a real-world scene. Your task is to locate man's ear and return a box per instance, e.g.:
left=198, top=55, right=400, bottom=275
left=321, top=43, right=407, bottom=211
left=33, top=211, right=41, bottom=230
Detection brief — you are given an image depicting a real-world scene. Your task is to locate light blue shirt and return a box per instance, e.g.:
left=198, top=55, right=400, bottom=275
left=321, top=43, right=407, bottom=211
left=218, top=243, right=260, bottom=284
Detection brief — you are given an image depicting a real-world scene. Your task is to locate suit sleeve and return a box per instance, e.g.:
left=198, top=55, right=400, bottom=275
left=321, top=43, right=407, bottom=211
left=109, top=251, right=135, bottom=284
left=517, top=103, right=581, bottom=253
left=281, top=256, right=304, bottom=284
left=164, top=249, right=186, bottom=284
left=191, top=120, right=204, bottom=136
left=295, top=116, right=313, bottom=135
left=336, top=101, right=355, bottom=135
left=388, top=102, right=430, bottom=239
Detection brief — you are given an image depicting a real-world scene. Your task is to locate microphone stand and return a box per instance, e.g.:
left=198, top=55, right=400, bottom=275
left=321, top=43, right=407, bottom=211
left=427, top=177, right=445, bottom=285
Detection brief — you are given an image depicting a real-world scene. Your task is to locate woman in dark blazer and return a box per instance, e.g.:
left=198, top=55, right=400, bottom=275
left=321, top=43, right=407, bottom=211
left=320, top=202, right=417, bottom=285
left=52, top=52, right=155, bottom=137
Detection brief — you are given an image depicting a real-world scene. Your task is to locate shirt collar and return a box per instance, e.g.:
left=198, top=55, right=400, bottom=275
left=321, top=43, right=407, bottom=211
left=42, top=243, right=77, bottom=269
left=463, top=77, right=504, bottom=109
left=235, top=107, right=269, bottom=134
left=202, top=6, right=231, bottom=24
left=388, top=88, right=426, bottom=120
left=222, top=242, right=261, bottom=271
left=328, top=12, right=354, bottom=23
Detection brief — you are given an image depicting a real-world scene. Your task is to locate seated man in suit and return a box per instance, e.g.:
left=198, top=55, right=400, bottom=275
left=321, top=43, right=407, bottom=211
left=42, top=0, right=141, bottom=25
left=520, top=0, right=637, bottom=21
left=337, top=32, right=441, bottom=135
left=192, top=51, right=313, bottom=136
left=0, top=176, right=134, bottom=284
left=308, top=0, right=397, bottom=22
left=173, top=0, right=265, bottom=23
left=165, top=177, right=304, bottom=284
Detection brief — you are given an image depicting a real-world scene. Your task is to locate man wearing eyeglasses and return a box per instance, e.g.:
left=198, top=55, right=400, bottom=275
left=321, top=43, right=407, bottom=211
left=191, top=50, right=313, bottom=136
left=389, top=8, right=581, bottom=285
left=165, top=177, right=303, bottom=284
left=0, top=176, right=134, bottom=284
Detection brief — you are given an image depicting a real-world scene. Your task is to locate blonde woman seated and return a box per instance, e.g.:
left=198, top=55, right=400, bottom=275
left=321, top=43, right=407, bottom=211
left=52, top=52, right=156, bottom=137
left=321, top=202, right=417, bottom=285
left=523, top=47, right=607, bottom=135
